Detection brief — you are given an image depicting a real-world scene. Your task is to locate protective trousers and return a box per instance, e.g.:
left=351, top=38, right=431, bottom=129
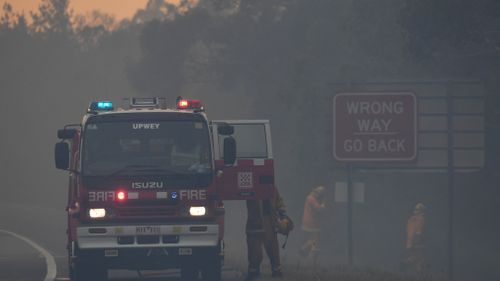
left=407, top=245, right=425, bottom=271
left=246, top=222, right=281, bottom=274
left=300, top=231, right=320, bottom=259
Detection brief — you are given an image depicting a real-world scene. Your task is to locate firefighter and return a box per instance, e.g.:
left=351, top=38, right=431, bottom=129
left=245, top=189, right=289, bottom=280
left=406, top=202, right=426, bottom=271
left=299, top=185, right=326, bottom=260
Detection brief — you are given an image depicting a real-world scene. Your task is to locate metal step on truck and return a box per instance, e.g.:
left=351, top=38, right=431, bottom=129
left=54, top=97, right=277, bottom=281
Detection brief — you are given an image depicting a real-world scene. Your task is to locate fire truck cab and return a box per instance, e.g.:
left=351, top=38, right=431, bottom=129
left=54, top=97, right=276, bottom=281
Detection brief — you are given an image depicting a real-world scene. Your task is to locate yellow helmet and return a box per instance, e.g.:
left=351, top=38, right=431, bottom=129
left=313, top=185, right=326, bottom=197
left=414, top=203, right=426, bottom=213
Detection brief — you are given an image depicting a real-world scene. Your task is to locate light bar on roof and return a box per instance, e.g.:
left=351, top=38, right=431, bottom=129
left=126, top=97, right=167, bottom=109
left=88, top=101, right=114, bottom=113
left=176, top=97, right=204, bottom=111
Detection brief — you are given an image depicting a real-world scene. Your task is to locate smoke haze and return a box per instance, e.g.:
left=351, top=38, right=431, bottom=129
left=1, top=1, right=499, bottom=280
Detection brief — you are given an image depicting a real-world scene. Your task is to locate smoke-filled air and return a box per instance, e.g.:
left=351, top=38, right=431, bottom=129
left=0, top=1, right=499, bottom=281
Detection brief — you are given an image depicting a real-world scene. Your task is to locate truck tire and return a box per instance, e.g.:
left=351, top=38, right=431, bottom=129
left=72, top=260, right=107, bottom=281
left=201, top=256, right=221, bottom=281
left=69, top=256, right=107, bottom=281
left=181, top=266, right=199, bottom=280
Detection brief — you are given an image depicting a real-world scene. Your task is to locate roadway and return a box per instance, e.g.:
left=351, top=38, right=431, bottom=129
left=0, top=202, right=245, bottom=281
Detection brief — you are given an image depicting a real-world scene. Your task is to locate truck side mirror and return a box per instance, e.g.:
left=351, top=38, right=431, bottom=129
left=55, top=142, right=70, bottom=170
left=57, top=128, right=77, bottom=139
left=223, top=136, right=236, bottom=166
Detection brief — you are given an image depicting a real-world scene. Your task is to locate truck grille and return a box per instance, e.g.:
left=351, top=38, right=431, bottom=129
left=116, top=207, right=176, bottom=218
left=117, top=235, right=179, bottom=245
left=117, top=236, right=134, bottom=244
left=137, top=235, right=160, bottom=244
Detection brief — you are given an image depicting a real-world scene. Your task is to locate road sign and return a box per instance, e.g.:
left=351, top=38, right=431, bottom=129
left=333, top=92, right=417, bottom=161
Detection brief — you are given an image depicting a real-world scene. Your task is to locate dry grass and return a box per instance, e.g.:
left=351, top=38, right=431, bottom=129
left=228, top=262, right=447, bottom=281
left=280, top=265, right=448, bottom=281
left=225, top=251, right=447, bottom=281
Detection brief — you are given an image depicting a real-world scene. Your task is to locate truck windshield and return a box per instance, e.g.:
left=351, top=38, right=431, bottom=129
left=82, top=120, right=212, bottom=178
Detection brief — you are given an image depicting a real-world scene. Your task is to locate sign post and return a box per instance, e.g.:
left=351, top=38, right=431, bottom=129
left=347, top=164, right=353, bottom=266
left=446, top=84, right=454, bottom=281
left=333, top=92, right=418, bottom=266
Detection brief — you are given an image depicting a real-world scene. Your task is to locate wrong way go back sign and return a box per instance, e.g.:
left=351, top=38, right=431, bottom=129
left=333, top=92, right=417, bottom=162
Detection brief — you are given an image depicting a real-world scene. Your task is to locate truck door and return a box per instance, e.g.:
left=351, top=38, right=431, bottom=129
left=212, top=120, right=276, bottom=200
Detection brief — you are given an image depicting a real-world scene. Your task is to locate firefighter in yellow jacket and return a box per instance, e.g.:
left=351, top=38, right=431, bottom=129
left=406, top=202, right=426, bottom=271
left=245, top=189, right=288, bottom=280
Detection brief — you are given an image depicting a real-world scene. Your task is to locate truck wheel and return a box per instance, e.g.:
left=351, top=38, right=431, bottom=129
left=70, top=258, right=107, bottom=281
left=181, top=266, right=199, bottom=280
left=201, top=257, right=221, bottom=281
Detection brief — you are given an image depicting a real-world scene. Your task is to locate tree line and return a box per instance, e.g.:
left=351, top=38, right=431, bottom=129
left=1, top=0, right=499, bottom=210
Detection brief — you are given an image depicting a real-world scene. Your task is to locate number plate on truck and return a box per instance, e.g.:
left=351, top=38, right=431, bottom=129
left=179, top=248, right=192, bottom=256
left=136, top=226, right=161, bottom=235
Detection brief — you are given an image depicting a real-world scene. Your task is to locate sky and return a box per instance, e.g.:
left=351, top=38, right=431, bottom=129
left=0, top=0, right=152, bottom=20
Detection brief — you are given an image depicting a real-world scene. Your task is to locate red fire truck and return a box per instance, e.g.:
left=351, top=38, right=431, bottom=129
left=55, top=97, right=276, bottom=281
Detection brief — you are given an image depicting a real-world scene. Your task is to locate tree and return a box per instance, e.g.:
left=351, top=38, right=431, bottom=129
left=30, top=0, right=72, bottom=34
left=73, top=11, right=117, bottom=48
left=402, top=0, right=500, bottom=63
left=0, top=3, right=13, bottom=29
left=127, top=8, right=210, bottom=96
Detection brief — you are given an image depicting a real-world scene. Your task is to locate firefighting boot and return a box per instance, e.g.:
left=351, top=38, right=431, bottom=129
left=244, top=269, right=261, bottom=281
left=271, top=269, right=284, bottom=278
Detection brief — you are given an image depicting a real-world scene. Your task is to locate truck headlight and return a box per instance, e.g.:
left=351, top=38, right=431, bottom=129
left=189, top=206, right=206, bottom=216
left=89, top=208, right=106, bottom=218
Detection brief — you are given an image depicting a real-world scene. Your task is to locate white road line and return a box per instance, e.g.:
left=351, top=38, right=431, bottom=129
left=0, top=229, right=57, bottom=281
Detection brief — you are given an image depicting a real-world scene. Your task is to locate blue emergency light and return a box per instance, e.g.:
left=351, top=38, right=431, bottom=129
left=88, top=101, right=114, bottom=113
left=170, top=192, right=178, bottom=200
left=97, top=101, right=113, bottom=109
